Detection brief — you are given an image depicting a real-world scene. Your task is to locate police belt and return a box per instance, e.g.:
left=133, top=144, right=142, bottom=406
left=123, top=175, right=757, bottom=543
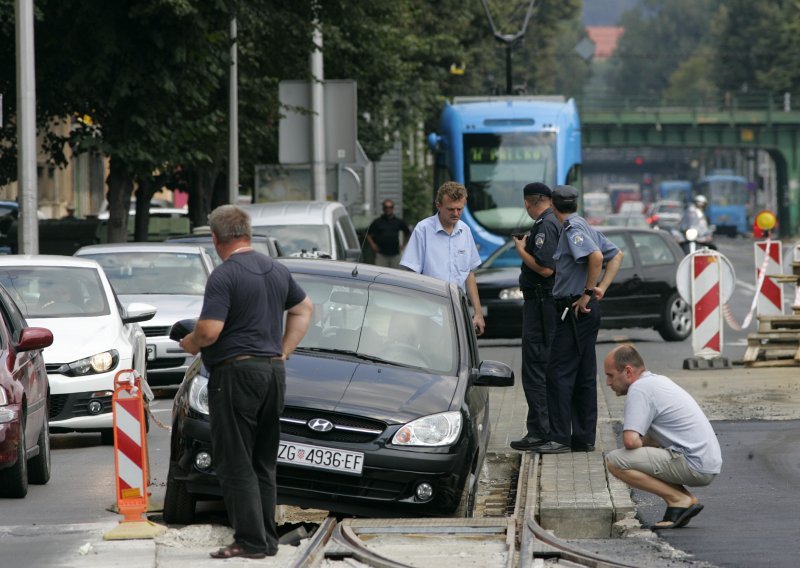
left=554, top=295, right=582, bottom=311
left=522, top=287, right=553, bottom=301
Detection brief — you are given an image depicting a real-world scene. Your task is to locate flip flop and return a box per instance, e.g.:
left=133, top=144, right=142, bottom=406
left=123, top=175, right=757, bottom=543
left=674, top=502, right=704, bottom=528
left=651, top=503, right=704, bottom=530
left=210, top=543, right=267, bottom=559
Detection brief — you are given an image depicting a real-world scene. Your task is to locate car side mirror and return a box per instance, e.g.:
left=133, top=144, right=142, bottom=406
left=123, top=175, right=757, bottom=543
left=16, top=326, right=54, bottom=351
left=472, top=360, right=514, bottom=387
left=169, top=318, right=197, bottom=342
left=123, top=302, right=157, bottom=324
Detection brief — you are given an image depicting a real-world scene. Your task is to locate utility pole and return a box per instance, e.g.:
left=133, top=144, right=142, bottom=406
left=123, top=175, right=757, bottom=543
left=480, top=0, right=537, bottom=95
left=15, top=0, right=38, bottom=253
left=310, top=13, right=326, bottom=201
left=228, top=7, right=239, bottom=205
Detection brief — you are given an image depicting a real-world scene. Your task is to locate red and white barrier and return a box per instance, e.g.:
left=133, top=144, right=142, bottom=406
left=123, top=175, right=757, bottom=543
left=754, top=240, right=783, bottom=316
left=112, top=369, right=149, bottom=523
left=691, top=251, right=723, bottom=358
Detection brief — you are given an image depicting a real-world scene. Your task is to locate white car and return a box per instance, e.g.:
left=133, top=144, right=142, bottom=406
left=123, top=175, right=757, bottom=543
left=0, top=256, right=156, bottom=443
left=74, top=243, right=215, bottom=386
left=241, top=201, right=361, bottom=260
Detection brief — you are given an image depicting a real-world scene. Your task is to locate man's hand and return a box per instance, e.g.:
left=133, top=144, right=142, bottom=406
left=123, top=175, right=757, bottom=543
left=473, top=313, right=485, bottom=336
left=513, top=234, right=527, bottom=254
left=572, top=294, right=592, bottom=315
left=179, top=333, right=200, bottom=355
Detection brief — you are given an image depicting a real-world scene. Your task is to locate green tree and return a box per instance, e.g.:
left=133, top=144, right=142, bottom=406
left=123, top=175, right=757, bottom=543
left=607, top=0, right=721, bottom=100
left=712, top=1, right=800, bottom=95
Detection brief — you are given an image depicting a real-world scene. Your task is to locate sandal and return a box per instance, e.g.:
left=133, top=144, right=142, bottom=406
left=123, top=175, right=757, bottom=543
left=651, top=503, right=704, bottom=530
left=210, top=543, right=267, bottom=559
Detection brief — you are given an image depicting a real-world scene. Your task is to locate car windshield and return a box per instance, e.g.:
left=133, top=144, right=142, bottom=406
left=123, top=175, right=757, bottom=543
left=80, top=251, right=208, bottom=295
left=253, top=225, right=330, bottom=257
left=294, top=275, right=457, bottom=374
left=0, top=266, right=110, bottom=318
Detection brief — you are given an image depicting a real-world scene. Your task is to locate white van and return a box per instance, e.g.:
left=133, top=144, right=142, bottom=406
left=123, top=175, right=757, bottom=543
left=240, top=201, right=361, bottom=260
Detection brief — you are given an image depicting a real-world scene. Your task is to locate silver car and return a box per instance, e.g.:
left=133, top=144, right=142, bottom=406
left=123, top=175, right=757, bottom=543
left=74, top=243, right=214, bottom=386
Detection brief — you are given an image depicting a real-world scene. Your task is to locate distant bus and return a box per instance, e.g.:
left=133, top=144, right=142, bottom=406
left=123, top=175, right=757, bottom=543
left=607, top=183, right=641, bottom=213
left=657, top=180, right=692, bottom=204
left=694, top=173, right=752, bottom=236
left=428, top=96, right=581, bottom=259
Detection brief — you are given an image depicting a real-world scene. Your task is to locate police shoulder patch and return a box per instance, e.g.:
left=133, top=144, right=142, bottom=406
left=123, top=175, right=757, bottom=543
left=570, top=233, right=584, bottom=246
left=534, top=233, right=545, bottom=248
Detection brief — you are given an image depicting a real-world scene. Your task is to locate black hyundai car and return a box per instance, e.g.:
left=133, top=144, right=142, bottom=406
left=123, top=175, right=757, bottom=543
left=475, top=227, right=691, bottom=341
left=163, top=259, right=514, bottom=523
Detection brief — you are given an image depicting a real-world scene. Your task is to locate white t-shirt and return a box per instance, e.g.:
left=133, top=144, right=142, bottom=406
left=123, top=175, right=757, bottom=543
left=624, top=371, right=722, bottom=474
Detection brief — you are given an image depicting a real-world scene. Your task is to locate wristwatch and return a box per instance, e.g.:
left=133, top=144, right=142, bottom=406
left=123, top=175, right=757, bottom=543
left=584, top=288, right=594, bottom=297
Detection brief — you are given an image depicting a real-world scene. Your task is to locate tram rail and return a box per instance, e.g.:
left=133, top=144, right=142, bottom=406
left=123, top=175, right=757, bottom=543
left=284, top=453, right=638, bottom=568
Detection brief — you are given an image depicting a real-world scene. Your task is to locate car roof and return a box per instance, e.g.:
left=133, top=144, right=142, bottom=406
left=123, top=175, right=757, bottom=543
left=241, top=201, right=345, bottom=225
left=75, top=242, right=208, bottom=255
left=0, top=254, right=103, bottom=269
left=279, top=258, right=454, bottom=298
left=166, top=233, right=275, bottom=242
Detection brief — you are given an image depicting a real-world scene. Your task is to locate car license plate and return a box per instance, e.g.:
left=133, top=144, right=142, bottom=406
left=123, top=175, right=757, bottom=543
left=278, top=441, right=364, bottom=475
left=146, top=344, right=156, bottom=361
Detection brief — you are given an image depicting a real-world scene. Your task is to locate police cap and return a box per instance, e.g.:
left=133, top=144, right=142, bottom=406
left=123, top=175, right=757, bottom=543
left=552, top=185, right=579, bottom=205
left=523, top=182, right=551, bottom=198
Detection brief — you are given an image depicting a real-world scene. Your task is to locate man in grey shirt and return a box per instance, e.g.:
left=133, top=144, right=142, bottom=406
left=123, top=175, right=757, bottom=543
left=604, top=344, right=722, bottom=530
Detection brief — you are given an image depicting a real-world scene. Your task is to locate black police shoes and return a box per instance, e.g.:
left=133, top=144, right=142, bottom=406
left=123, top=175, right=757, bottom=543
left=510, top=436, right=547, bottom=451
left=535, top=441, right=572, bottom=454
left=571, top=443, right=595, bottom=452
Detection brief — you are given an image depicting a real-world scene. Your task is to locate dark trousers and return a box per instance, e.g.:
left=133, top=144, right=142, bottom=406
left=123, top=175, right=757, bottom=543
left=546, top=297, right=601, bottom=447
left=521, top=295, right=557, bottom=438
left=208, top=357, right=285, bottom=554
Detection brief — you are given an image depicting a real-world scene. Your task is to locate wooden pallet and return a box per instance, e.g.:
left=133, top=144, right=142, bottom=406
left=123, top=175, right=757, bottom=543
left=757, top=315, right=800, bottom=333
left=743, top=329, right=800, bottom=366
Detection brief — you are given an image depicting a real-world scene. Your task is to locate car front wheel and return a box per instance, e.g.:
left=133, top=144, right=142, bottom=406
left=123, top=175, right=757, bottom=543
left=656, top=291, right=692, bottom=341
left=454, top=471, right=476, bottom=518
left=163, top=463, right=196, bottom=525
left=28, top=412, right=51, bottom=485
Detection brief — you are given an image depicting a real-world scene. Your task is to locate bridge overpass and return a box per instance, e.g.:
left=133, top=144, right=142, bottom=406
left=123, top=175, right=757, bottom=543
left=580, top=93, right=800, bottom=236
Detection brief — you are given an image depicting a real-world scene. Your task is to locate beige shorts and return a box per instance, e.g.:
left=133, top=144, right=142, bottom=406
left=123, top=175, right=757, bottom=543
left=606, top=447, right=716, bottom=487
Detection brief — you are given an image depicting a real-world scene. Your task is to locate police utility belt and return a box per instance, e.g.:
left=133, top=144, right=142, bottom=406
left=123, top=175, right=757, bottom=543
left=522, top=287, right=553, bottom=301
left=554, top=295, right=583, bottom=311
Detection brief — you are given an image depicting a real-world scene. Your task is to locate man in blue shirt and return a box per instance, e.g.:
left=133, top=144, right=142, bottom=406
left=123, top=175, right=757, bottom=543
left=400, top=182, right=485, bottom=335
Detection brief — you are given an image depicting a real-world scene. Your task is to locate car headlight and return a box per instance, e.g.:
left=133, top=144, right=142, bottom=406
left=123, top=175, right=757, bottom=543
left=188, top=373, right=209, bottom=415
left=499, top=287, right=523, bottom=300
left=59, top=350, right=119, bottom=376
left=392, top=411, right=462, bottom=446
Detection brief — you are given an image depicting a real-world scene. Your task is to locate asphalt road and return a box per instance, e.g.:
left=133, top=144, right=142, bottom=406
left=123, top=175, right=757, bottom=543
left=633, top=420, right=800, bottom=568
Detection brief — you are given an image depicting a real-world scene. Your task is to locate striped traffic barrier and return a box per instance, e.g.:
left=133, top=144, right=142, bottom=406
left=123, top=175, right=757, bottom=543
left=691, top=251, right=723, bottom=358
left=103, top=369, right=165, bottom=540
left=754, top=239, right=783, bottom=316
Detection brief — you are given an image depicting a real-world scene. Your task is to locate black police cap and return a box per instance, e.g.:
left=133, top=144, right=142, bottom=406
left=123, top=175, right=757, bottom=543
left=552, top=185, right=579, bottom=203
left=523, top=182, right=551, bottom=198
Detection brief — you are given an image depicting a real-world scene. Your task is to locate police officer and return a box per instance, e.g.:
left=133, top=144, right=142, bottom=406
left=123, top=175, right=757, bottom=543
left=536, top=185, right=624, bottom=454
left=510, top=182, right=560, bottom=451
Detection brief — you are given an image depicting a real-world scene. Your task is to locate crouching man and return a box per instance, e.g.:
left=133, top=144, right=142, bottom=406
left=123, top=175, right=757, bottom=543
left=604, top=344, right=722, bottom=530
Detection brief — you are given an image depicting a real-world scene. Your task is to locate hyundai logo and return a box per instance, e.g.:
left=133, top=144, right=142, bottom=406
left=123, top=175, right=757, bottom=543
left=308, top=418, right=334, bottom=432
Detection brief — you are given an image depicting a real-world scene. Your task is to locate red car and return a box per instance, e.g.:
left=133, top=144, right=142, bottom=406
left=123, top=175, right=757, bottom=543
left=0, top=283, right=54, bottom=498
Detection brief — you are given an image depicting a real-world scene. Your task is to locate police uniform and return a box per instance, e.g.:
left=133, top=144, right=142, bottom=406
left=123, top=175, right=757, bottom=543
left=542, top=185, right=619, bottom=453
left=512, top=183, right=559, bottom=449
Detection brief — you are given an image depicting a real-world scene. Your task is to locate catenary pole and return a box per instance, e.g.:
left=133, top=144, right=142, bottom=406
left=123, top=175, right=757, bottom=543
left=15, top=0, right=38, bottom=253
left=310, top=13, right=326, bottom=201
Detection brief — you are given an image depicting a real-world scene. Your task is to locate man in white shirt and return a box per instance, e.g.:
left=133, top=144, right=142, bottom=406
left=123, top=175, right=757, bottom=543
left=604, top=344, right=722, bottom=530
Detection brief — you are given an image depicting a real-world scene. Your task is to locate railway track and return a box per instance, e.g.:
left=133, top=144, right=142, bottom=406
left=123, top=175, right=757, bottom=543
left=279, top=453, right=638, bottom=568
